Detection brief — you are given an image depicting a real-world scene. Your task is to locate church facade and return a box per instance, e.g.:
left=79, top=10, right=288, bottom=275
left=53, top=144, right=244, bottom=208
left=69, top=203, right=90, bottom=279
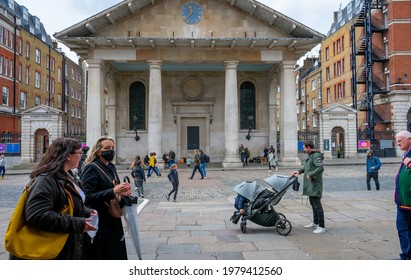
left=55, top=0, right=323, bottom=167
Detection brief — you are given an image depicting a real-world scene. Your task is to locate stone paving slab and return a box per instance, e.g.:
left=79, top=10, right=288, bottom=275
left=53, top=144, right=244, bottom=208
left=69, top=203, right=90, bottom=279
left=0, top=163, right=403, bottom=260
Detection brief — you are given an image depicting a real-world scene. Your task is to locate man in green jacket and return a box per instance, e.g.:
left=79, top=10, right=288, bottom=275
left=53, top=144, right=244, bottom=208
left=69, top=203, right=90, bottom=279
left=292, top=140, right=325, bottom=234
left=394, top=130, right=411, bottom=259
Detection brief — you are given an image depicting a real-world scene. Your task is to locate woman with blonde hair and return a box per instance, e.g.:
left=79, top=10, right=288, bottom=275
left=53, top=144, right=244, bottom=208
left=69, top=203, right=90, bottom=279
left=81, top=136, right=132, bottom=259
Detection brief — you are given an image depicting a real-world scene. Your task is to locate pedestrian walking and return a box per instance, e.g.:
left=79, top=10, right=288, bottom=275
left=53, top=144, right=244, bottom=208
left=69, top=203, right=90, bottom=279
left=199, top=149, right=208, bottom=178
left=81, top=136, right=132, bottom=260
left=188, top=149, right=204, bottom=180
left=166, top=163, right=179, bottom=202
left=147, top=152, right=161, bottom=177
left=131, top=160, right=146, bottom=198
left=268, top=149, right=278, bottom=171
left=0, top=154, right=6, bottom=179
left=366, top=149, right=381, bottom=190
left=77, top=146, right=89, bottom=177
left=7, top=137, right=97, bottom=260
left=394, top=130, right=411, bottom=260
left=292, top=140, right=326, bottom=234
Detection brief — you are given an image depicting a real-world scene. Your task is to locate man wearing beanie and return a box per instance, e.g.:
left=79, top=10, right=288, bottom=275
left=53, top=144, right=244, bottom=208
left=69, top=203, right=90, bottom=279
left=366, top=149, right=382, bottom=190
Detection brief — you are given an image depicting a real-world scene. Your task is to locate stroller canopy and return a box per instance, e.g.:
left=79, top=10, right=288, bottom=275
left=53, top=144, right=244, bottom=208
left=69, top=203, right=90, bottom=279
left=233, top=181, right=265, bottom=201
left=264, top=174, right=290, bottom=192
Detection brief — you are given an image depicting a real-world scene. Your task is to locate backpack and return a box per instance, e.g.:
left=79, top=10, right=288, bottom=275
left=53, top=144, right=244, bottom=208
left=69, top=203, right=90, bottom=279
left=204, top=154, right=210, bottom=163
left=167, top=172, right=173, bottom=182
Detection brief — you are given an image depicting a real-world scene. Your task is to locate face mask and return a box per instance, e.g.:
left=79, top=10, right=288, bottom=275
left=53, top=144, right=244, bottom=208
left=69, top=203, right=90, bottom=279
left=101, top=150, right=115, bottom=162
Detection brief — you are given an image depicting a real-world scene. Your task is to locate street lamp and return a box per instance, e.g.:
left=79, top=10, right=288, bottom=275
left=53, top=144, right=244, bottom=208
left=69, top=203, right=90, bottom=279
left=133, top=114, right=140, bottom=141
left=246, top=114, right=253, bottom=141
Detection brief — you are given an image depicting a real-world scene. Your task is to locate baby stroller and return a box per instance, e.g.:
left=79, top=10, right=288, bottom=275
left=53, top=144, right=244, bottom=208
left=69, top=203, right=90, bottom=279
left=231, top=175, right=297, bottom=236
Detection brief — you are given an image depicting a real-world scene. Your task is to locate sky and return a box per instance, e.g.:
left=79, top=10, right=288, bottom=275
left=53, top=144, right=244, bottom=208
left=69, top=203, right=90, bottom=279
left=14, top=0, right=353, bottom=62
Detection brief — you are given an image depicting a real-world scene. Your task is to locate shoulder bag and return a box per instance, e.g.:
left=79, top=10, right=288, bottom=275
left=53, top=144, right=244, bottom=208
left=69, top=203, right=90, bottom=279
left=91, top=163, right=123, bottom=218
left=5, top=179, right=74, bottom=259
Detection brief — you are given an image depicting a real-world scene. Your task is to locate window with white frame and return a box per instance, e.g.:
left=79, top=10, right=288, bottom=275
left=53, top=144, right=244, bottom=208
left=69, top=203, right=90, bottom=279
left=22, top=7, right=28, bottom=21
left=57, top=94, right=61, bottom=108
left=295, top=74, right=299, bottom=84
left=301, top=87, right=305, bottom=97
left=71, top=86, right=74, bottom=98
left=35, top=71, right=41, bottom=88
left=18, top=64, right=22, bottom=81
left=0, top=56, right=2, bottom=75
left=311, top=80, right=316, bottom=91
left=35, top=49, right=40, bottom=64
left=295, top=89, right=299, bottom=99
left=20, top=91, right=27, bottom=109
left=2, top=86, right=9, bottom=106
left=313, top=116, right=317, bottom=127
left=26, top=43, right=30, bottom=58
left=71, top=69, right=74, bottom=80
left=8, top=59, right=12, bottom=78
left=35, top=96, right=40, bottom=106
left=25, top=66, right=29, bottom=84
left=327, top=88, right=331, bottom=103
left=58, top=68, right=61, bottom=83
left=312, top=97, right=316, bottom=109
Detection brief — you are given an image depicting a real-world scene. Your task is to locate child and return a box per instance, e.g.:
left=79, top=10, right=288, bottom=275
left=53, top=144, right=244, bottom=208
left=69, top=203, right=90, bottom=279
left=166, top=163, right=179, bottom=202
left=230, top=194, right=249, bottom=224
left=131, top=160, right=146, bottom=198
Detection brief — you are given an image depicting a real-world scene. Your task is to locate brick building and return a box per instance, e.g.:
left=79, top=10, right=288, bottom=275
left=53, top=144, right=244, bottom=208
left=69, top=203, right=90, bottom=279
left=0, top=0, right=84, bottom=163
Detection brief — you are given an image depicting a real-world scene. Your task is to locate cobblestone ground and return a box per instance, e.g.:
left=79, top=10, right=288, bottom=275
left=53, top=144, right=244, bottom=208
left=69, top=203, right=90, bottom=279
left=0, top=163, right=400, bottom=260
left=0, top=164, right=398, bottom=207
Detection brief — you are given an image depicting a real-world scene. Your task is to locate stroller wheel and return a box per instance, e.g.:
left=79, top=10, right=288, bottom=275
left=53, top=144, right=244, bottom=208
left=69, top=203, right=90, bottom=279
left=275, top=218, right=292, bottom=236
left=240, top=221, right=247, bottom=233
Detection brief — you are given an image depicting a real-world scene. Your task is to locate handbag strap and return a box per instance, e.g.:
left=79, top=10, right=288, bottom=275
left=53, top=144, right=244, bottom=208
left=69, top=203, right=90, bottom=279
left=91, top=162, right=116, bottom=187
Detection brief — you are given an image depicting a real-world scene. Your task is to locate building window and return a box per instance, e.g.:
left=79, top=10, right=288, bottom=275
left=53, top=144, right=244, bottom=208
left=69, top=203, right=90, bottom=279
left=20, top=91, right=27, bottom=109
left=312, top=97, right=316, bottom=109
left=313, top=116, right=317, bottom=127
left=35, top=48, right=41, bottom=64
left=26, top=43, right=30, bottom=58
left=18, top=64, right=22, bottom=81
left=35, top=71, right=41, bottom=88
left=58, top=67, right=61, bottom=83
left=58, top=94, right=61, bottom=108
left=337, top=39, right=341, bottom=54
left=311, top=80, right=316, bottom=91
left=0, top=56, right=2, bottom=75
left=25, top=67, right=29, bottom=84
left=129, top=81, right=146, bottom=130
left=239, top=81, right=256, bottom=130
left=327, top=88, right=331, bottom=103
left=325, top=47, right=330, bottom=60
left=2, top=86, right=9, bottom=106
left=326, top=67, right=330, bottom=81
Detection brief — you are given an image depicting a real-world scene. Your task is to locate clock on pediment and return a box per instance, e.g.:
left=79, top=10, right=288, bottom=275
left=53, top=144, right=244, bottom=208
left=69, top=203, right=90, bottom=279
left=180, top=2, right=204, bottom=25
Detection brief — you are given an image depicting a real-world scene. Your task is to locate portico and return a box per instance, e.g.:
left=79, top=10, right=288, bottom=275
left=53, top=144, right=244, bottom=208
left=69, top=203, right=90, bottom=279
left=55, top=0, right=324, bottom=167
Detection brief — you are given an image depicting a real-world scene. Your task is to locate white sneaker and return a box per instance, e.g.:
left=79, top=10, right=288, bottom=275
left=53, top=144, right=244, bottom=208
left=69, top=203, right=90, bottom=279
left=304, top=222, right=318, bottom=228
left=313, top=227, right=326, bottom=234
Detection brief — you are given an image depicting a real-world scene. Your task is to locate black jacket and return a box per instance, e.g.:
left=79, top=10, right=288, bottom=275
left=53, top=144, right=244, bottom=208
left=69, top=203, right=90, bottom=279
left=131, top=166, right=146, bottom=181
left=11, top=171, right=91, bottom=260
left=81, top=159, right=127, bottom=260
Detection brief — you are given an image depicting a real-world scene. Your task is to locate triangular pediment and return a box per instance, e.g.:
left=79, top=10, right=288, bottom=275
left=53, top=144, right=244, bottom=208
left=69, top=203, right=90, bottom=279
left=55, top=0, right=324, bottom=57
left=321, top=103, right=358, bottom=114
left=21, top=105, right=62, bottom=115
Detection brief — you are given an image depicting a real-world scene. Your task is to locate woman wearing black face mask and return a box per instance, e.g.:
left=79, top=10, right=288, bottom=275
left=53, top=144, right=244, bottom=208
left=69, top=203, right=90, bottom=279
left=81, top=136, right=132, bottom=260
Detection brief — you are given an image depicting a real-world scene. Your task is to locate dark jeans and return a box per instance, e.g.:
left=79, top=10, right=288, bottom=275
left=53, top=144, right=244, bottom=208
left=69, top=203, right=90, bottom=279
left=168, top=182, right=179, bottom=200
left=190, top=165, right=204, bottom=179
left=309, top=196, right=325, bottom=228
left=396, top=208, right=411, bottom=260
left=147, top=166, right=160, bottom=177
left=366, top=172, right=380, bottom=190
left=0, top=166, right=5, bottom=177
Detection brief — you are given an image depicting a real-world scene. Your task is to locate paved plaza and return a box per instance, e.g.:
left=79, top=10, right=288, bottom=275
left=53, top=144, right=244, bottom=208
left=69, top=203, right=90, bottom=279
left=0, top=159, right=403, bottom=260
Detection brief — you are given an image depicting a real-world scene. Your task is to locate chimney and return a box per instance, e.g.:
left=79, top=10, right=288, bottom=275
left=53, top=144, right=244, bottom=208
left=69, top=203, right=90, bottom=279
left=52, top=40, right=58, bottom=48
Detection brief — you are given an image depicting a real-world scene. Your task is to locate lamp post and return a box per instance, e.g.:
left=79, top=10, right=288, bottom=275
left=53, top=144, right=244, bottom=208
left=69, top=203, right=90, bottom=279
left=133, top=114, right=140, bottom=141
left=246, top=114, right=253, bottom=141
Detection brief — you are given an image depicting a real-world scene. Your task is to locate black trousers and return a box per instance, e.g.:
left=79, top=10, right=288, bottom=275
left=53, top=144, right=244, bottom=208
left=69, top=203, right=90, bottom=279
left=309, top=196, right=325, bottom=228
left=366, top=172, right=380, bottom=190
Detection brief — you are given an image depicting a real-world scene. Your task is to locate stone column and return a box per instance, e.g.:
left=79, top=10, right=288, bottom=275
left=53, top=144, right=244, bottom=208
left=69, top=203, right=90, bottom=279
left=86, top=60, right=103, bottom=148
left=268, top=77, right=278, bottom=159
left=147, top=60, right=163, bottom=163
left=222, top=61, right=242, bottom=168
left=280, top=61, right=300, bottom=166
